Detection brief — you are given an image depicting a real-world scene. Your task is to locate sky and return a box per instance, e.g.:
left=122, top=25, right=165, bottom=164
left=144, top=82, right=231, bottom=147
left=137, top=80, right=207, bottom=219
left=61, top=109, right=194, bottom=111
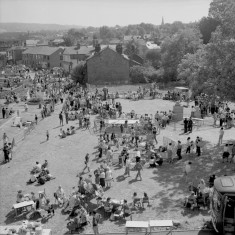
left=0, top=0, right=212, bottom=27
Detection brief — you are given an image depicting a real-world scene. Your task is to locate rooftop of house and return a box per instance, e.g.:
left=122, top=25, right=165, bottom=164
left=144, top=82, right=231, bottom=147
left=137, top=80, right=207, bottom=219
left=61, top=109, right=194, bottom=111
left=63, top=46, right=94, bottom=55
left=26, top=39, right=40, bottom=45
left=22, top=46, right=62, bottom=55
left=86, top=46, right=141, bottom=65
left=146, top=41, right=161, bottom=49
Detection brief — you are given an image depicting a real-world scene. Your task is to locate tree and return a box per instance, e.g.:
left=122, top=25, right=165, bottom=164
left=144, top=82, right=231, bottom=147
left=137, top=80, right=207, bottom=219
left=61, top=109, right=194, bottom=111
left=145, top=49, right=161, bottom=69
left=161, top=28, right=202, bottom=81
left=198, top=17, right=220, bottom=44
left=124, top=40, right=139, bottom=57
left=209, top=0, right=235, bottom=38
left=71, top=62, right=87, bottom=86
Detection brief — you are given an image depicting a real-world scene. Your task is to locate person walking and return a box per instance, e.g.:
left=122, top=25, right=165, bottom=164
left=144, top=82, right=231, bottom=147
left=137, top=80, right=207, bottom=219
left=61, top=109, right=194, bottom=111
left=59, top=111, right=63, bottom=126
left=218, top=127, right=224, bottom=146
left=135, top=161, right=143, bottom=181
left=82, top=153, right=90, bottom=173
left=92, top=210, right=100, bottom=235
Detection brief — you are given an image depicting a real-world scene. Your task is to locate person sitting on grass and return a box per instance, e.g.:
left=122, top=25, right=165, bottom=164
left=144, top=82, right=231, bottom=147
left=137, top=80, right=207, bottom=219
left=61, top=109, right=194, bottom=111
left=132, top=192, right=141, bottom=208
left=28, top=172, right=37, bottom=184
left=142, top=192, right=150, bottom=208
left=31, top=161, right=42, bottom=174
left=149, top=155, right=157, bottom=168
left=121, top=200, right=132, bottom=220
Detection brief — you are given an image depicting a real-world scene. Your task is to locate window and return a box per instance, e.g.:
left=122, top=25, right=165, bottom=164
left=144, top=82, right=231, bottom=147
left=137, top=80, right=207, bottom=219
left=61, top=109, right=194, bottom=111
left=60, top=55, right=63, bottom=60
left=47, top=56, right=49, bottom=60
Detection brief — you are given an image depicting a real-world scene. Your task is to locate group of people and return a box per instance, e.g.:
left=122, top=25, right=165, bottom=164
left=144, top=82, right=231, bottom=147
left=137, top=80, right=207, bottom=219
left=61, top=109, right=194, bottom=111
left=29, top=160, right=55, bottom=185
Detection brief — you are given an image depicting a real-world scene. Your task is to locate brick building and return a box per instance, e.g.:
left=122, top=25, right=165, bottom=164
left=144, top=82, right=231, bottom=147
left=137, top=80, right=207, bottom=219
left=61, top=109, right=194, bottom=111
left=22, top=46, right=63, bottom=69
left=7, top=46, right=26, bottom=65
left=86, top=46, right=139, bottom=85
left=62, top=45, right=94, bottom=72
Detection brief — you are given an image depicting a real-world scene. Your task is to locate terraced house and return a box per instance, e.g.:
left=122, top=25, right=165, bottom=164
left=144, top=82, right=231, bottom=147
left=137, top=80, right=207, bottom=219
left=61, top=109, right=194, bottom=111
left=61, top=44, right=94, bottom=72
left=22, top=46, right=63, bottom=69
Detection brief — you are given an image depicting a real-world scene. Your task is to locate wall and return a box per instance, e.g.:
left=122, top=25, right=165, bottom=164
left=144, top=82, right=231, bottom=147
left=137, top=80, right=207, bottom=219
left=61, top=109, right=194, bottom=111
left=49, top=48, right=63, bottom=68
left=87, top=48, right=130, bottom=85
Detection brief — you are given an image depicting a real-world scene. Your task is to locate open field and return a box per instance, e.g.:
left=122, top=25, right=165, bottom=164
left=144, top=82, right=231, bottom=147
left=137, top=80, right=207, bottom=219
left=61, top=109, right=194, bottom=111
left=0, top=92, right=235, bottom=234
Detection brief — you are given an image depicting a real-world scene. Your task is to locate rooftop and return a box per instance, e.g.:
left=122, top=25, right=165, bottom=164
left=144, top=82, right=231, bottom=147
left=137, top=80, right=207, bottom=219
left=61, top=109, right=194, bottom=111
left=22, top=46, right=62, bottom=55
left=63, top=46, right=94, bottom=55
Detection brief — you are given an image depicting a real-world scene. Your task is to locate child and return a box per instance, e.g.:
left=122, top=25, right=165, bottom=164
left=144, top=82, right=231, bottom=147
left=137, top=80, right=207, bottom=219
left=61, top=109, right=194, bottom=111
left=46, top=130, right=49, bottom=141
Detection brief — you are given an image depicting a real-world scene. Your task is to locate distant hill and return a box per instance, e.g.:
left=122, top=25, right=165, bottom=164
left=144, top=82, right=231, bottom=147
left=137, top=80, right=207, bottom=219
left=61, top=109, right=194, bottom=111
left=0, top=22, right=83, bottom=33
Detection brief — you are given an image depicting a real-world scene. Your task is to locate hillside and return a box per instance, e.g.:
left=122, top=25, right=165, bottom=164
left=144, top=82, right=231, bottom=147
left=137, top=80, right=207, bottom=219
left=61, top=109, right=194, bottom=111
left=0, top=22, right=83, bottom=33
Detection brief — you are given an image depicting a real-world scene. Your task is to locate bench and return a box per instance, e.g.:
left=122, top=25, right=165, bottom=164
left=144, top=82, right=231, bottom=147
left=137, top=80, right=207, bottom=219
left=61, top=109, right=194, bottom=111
left=149, top=220, right=173, bottom=235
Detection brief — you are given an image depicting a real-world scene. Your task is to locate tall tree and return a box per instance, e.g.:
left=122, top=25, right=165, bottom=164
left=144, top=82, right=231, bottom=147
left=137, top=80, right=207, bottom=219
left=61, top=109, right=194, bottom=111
left=198, top=17, right=220, bottom=44
left=161, top=28, right=202, bottom=81
left=71, top=62, right=87, bottom=85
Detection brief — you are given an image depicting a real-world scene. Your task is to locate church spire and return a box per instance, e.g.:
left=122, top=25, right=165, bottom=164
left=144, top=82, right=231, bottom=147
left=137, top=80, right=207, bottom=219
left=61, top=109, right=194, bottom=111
left=161, top=17, right=164, bottom=26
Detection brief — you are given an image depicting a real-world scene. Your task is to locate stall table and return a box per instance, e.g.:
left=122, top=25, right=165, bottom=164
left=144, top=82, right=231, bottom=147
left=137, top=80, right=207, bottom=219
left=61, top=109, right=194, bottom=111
left=149, top=220, right=173, bottom=235
left=13, top=200, right=34, bottom=216
left=125, top=221, right=149, bottom=235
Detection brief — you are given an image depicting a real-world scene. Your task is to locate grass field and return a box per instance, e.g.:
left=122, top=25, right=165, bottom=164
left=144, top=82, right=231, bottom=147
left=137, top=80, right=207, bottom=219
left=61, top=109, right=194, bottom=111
left=0, top=87, right=235, bottom=234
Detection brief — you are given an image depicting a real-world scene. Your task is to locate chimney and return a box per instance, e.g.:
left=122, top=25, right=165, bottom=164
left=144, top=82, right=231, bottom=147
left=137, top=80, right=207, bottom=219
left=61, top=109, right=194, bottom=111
left=95, top=44, right=101, bottom=53
left=116, top=43, right=123, bottom=54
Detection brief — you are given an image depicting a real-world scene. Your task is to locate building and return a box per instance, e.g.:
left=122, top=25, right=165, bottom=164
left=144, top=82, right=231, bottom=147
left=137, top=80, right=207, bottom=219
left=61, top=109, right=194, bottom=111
left=0, top=39, right=23, bottom=52
left=0, top=52, right=7, bottom=68
left=86, top=46, right=140, bottom=85
left=25, top=40, right=40, bottom=47
left=7, top=46, right=26, bottom=65
left=62, top=45, right=94, bottom=72
left=22, top=46, right=63, bottom=69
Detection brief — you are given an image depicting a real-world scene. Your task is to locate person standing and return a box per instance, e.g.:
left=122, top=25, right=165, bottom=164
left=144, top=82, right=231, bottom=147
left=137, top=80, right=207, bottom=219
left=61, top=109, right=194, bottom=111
left=124, top=156, right=131, bottom=177
left=65, top=110, right=69, bottom=125
left=3, top=143, right=9, bottom=163
left=188, top=117, right=193, bottom=133
left=135, top=161, right=143, bottom=181
left=230, top=144, right=235, bottom=163
left=184, top=118, right=188, bottom=133
left=92, top=210, right=100, bottom=235
left=59, top=111, right=63, bottom=126
left=35, top=114, right=38, bottom=125
left=46, top=130, right=49, bottom=141
left=195, top=137, right=201, bottom=156
left=184, top=161, right=192, bottom=182
left=2, top=107, right=5, bottom=119
left=218, top=127, right=224, bottom=146
left=186, top=137, right=191, bottom=154
left=177, top=141, right=182, bottom=160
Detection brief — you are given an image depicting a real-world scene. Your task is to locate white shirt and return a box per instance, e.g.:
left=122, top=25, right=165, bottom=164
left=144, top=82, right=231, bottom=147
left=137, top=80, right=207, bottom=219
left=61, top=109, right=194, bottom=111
left=185, top=164, right=191, bottom=174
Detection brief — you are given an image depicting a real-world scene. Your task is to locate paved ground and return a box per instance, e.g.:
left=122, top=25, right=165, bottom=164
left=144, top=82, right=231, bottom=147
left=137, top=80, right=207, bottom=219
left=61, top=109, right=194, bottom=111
left=0, top=96, right=234, bottom=234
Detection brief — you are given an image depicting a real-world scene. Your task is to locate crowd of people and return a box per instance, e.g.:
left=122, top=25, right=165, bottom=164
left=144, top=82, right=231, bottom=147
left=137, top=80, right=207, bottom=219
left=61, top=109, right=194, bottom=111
left=2, top=65, right=235, bottom=235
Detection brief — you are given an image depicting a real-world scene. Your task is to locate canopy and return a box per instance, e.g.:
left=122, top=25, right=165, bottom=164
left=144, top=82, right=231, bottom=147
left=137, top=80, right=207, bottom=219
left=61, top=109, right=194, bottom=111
left=174, top=87, right=189, bottom=93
